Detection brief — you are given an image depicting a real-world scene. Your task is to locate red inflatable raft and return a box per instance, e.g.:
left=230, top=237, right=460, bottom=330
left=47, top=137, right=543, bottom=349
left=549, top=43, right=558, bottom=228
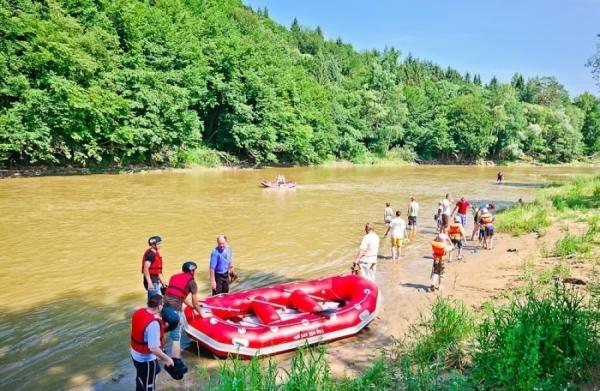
left=260, top=180, right=297, bottom=188
left=184, top=274, right=379, bottom=358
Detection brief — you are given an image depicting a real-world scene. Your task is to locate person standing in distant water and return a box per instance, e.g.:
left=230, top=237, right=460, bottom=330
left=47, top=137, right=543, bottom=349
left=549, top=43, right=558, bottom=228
left=451, top=196, right=471, bottom=227
left=383, top=202, right=394, bottom=224
left=407, top=197, right=419, bottom=236
left=209, top=235, right=234, bottom=295
left=352, top=223, right=380, bottom=282
left=142, top=236, right=166, bottom=298
left=384, top=211, right=406, bottom=260
left=497, top=171, right=504, bottom=184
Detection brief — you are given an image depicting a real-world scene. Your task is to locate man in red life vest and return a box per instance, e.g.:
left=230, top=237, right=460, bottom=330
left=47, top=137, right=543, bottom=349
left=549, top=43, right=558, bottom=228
left=142, top=236, right=166, bottom=298
left=130, top=294, right=174, bottom=391
left=163, top=261, right=203, bottom=361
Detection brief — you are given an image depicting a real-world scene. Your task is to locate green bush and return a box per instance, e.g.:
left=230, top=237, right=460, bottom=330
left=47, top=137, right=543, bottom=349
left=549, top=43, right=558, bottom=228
left=496, top=202, right=551, bottom=236
left=411, top=297, right=474, bottom=369
left=474, top=287, right=600, bottom=390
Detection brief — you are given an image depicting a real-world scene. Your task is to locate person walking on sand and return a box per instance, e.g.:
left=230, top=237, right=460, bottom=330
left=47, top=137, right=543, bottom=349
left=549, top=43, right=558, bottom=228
left=451, top=197, right=471, bottom=228
left=471, top=203, right=495, bottom=243
left=448, top=215, right=466, bottom=261
left=352, top=223, right=380, bottom=282
left=430, top=232, right=453, bottom=291
left=383, top=202, right=394, bottom=224
left=384, top=211, right=406, bottom=260
left=130, top=294, right=175, bottom=391
left=479, top=208, right=496, bottom=249
left=209, top=235, right=234, bottom=295
left=142, top=236, right=166, bottom=298
left=407, top=197, right=419, bottom=236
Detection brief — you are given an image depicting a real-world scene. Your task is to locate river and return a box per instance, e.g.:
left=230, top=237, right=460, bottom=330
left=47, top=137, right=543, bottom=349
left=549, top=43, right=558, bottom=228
left=0, top=165, right=596, bottom=390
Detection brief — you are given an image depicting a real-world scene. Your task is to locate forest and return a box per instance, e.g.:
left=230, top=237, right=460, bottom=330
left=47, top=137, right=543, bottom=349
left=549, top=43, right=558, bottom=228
left=1, top=0, right=600, bottom=168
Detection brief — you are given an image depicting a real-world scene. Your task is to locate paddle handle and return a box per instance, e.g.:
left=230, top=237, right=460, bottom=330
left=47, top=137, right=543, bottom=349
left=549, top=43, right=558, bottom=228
left=199, top=303, right=241, bottom=312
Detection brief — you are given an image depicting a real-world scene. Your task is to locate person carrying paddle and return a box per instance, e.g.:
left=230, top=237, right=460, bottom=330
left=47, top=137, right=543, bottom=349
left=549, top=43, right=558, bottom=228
left=209, top=235, right=234, bottom=295
left=352, top=223, right=380, bottom=282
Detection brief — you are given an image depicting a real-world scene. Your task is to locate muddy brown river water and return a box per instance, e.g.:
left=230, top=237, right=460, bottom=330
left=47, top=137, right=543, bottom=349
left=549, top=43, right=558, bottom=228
left=0, top=165, right=597, bottom=390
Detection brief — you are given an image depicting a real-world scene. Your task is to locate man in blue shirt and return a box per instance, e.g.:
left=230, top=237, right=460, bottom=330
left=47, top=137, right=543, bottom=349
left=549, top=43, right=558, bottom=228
left=209, top=235, right=234, bottom=295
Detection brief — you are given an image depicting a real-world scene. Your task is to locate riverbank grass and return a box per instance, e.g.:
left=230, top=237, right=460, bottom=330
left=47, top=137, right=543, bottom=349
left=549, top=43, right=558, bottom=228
left=497, top=175, right=600, bottom=236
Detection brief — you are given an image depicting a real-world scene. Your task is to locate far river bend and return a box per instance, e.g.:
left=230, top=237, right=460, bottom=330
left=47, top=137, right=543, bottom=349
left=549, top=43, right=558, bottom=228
left=0, top=165, right=597, bottom=390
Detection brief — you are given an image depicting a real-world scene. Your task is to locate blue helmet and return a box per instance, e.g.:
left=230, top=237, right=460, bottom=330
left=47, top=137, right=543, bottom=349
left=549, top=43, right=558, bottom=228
left=161, top=306, right=179, bottom=332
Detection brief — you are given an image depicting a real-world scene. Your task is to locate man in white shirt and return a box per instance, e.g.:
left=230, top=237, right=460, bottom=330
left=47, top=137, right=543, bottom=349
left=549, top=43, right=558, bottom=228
left=441, top=193, right=452, bottom=216
left=353, top=223, right=380, bottom=282
left=384, top=211, right=406, bottom=260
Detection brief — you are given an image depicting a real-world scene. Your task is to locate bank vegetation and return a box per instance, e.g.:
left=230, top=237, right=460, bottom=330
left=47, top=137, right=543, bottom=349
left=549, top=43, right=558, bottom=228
left=2, top=0, right=600, bottom=170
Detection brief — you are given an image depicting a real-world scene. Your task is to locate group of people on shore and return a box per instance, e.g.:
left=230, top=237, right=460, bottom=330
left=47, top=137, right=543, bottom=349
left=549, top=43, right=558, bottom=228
left=131, top=235, right=235, bottom=390
left=352, top=194, right=497, bottom=292
left=430, top=195, right=496, bottom=291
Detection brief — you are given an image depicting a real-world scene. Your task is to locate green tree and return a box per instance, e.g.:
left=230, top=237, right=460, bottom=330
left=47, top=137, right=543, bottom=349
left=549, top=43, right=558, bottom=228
left=574, top=92, right=600, bottom=152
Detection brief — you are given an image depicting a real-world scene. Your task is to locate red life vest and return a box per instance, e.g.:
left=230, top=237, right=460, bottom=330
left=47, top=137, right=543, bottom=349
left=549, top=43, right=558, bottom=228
left=141, top=248, right=163, bottom=276
left=165, top=272, right=194, bottom=300
left=130, top=308, right=164, bottom=354
left=431, top=241, right=447, bottom=257
left=448, top=223, right=462, bottom=238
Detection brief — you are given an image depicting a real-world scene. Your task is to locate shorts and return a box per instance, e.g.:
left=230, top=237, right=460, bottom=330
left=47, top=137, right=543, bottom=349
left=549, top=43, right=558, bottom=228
left=432, top=258, right=445, bottom=275
left=479, top=228, right=485, bottom=241
left=408, top=216, right=417, bottom=226
left=451, top=239, right=463, bottom=249
left=167, top=308, right=186, bottom=342
left=144, top=280, right=163, bottom=298
left=485, top=225, right=494, bottom=236
left=458, top=213, right=467, bottom=226
left=391, top=237, right=402, bottom=247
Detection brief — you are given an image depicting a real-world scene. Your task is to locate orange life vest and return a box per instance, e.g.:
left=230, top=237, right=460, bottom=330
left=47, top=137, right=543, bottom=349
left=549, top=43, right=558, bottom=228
left=480, top=213, right=493, bottom=225
left=165, top=272, right=194, bottom=300
left=431, top=241, right=447, bottom=257
left=130, top=308, right=164, bottom=354
left=141, top=248, right=163, bottom=276
left=448, top=223, right=462, bottom=239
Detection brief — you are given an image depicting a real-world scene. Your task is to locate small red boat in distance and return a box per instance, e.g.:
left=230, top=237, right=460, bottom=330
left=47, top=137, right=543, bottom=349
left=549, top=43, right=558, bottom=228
left=260, top=179, right=297, bottom=188
left=184, top=274, right=379, bottom=358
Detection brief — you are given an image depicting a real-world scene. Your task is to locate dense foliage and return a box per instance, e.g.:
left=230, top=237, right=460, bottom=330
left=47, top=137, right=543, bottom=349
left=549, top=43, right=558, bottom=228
left=1, top=0, right=600, bottom=168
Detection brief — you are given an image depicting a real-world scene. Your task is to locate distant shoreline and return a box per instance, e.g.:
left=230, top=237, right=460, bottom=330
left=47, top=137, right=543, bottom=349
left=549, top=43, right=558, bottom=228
left=2, top=159, right=598, bottom=179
